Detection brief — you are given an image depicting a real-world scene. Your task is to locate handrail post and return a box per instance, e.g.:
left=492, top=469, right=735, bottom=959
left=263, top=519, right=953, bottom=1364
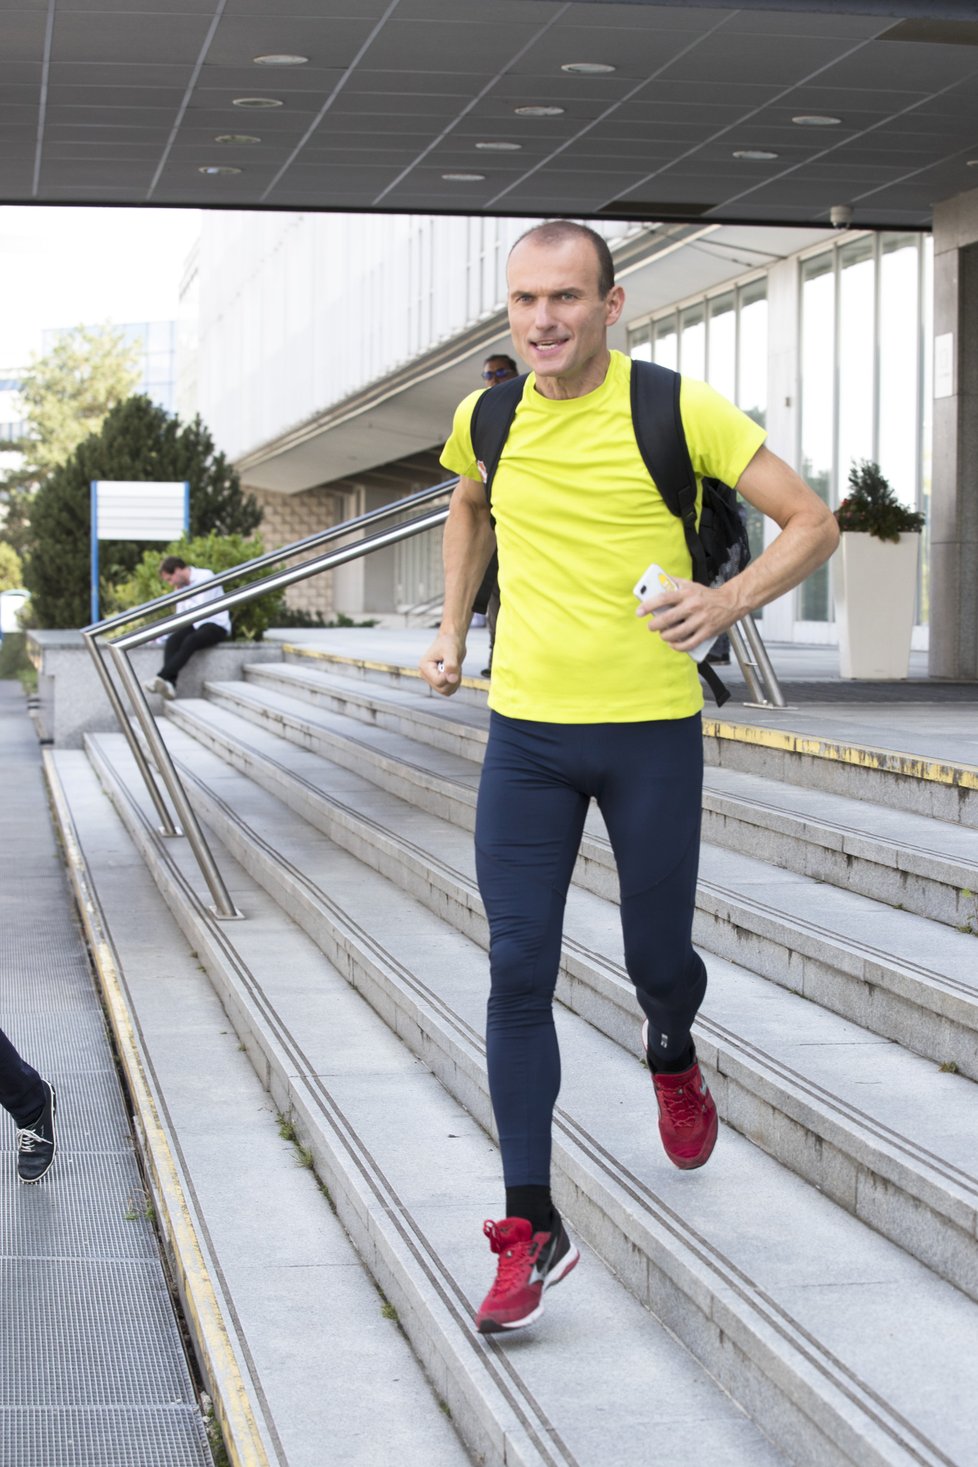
left=106, top=640, right=242, bottom=919
left=729, top=617, right=788, bottom=709
left=82, top=629, right=181, bottom=836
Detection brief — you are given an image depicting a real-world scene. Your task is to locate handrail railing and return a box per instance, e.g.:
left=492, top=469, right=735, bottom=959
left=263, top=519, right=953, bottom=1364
left=85, top=480, right=455, bottom=916
left=85, top=470, right=785, bottom=916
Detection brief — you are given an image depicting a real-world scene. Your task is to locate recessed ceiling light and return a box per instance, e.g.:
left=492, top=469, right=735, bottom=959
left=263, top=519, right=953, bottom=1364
left=733, top=149, right=779, bottom=160
left=475, top=141, right=523, bottom=152
left=792, top=114, right=842, bottom=126
left=442, top=172, right=485, bottom=182
left=514, top=105, right=565, bottom=117
left=253, top=53, right=308, bottom=65
left=232, top=96, right=284, bottom=109
left=560, top=62, right=616, bottom=75
left=214, top=134, right=261, bottom=145
left=198, top=165, right=242, bottom=175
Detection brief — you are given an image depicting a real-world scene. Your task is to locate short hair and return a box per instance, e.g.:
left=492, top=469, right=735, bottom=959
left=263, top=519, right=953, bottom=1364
left=484, top=353, right=517, bottom=372
left=510, top=220, right=615, bottom=298
left=160, top=556, right=187, bottom=574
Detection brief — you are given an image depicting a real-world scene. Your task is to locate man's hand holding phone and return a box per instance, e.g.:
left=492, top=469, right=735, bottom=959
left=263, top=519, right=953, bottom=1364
left=633, top=562, right=722, bottom=663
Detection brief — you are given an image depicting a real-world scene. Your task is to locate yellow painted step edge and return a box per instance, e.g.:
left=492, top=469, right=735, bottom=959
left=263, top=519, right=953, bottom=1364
left=702, top=718, right=978, bottom=792
left=43, top=750, right=276, bottom=1467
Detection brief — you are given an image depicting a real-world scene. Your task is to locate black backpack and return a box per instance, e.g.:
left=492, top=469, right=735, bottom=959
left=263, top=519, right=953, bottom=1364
left=468, top=359, right=751, bottom=705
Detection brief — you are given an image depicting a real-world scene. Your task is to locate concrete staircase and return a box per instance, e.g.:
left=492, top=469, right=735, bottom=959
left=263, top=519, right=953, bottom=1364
left=45, top=644, right=978, bottom=1467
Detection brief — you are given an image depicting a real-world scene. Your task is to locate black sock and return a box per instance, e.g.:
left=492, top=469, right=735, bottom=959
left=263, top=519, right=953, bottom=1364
left=505, top=1185, right=554, bottom=1234
left=649, top=1041, right=696, bottom=1076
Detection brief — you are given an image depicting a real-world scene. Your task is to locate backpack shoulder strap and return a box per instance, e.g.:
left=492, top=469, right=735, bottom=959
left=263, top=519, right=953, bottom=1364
left=630, top=359, right=730, bottom=706
left=467, top=374, right=527, bottom=508
left=629, top=359, right=708, bottom=583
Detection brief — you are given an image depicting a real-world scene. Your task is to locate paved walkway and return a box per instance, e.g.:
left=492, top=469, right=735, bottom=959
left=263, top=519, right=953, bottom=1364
left=0, top=682, right=211, bottom=1467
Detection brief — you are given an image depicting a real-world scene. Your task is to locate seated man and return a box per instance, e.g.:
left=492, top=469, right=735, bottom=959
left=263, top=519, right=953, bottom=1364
left=143, top=555, right=231, bottom=701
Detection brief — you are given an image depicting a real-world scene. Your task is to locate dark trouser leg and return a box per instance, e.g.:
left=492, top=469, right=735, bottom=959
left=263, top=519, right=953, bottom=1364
left=0, top=1024, right=45, bottom=1126
left=160, top=623, right=228, bottom=685
left=594, top=715, right=707, bottom=1069
left=475, top=715, right=588, bottom=1188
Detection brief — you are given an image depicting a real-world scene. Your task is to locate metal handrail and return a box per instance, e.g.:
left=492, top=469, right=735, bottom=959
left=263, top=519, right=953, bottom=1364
left=85, top=481, right=455, bottom=917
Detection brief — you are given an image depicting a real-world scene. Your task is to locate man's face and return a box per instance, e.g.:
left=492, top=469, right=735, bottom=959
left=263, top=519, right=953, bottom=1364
left=483, top=356, right=517, bottom=387
left=506, top=234, right=624, bottom=395
left=160, top=566, right=191, bottom=590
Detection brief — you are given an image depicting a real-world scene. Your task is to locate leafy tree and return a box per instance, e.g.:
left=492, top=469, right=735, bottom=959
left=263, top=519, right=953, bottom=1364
left=2, top=324, right=142, bottom=479
left=112, top=533, right=286, bottom=642
left=0, top=541, right=24, bottom=592
left=24, top=396, right=262, bottom=628
left=0, top=323, right=143, bottom=556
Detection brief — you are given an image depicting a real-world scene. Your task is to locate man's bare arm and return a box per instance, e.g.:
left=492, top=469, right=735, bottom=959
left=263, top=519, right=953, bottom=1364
left=638, top=445, right=839, bottom=652
left=420, top=476, right=496, bottom=694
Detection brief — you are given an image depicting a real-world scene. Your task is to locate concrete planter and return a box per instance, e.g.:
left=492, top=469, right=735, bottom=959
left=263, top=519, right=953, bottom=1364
left=835, top=531, right=920, bottom=679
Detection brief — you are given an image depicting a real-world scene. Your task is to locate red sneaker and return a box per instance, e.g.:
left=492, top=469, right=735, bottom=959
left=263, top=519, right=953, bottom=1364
left=643, top=1022, right=718, bottom=1170
left=475, top=1215, right=580, bottom=1333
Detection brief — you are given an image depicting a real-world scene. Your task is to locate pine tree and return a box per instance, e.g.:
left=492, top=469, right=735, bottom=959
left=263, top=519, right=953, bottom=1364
left=24, top=395, right=262, bottom=628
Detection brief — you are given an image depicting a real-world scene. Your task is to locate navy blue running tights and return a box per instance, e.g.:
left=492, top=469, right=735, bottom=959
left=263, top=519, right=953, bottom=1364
left=475, top=711, right=707, bottom=1188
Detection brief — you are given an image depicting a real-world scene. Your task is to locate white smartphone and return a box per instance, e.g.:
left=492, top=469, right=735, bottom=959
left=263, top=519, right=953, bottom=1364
left=633, top=562, right=719, bottom=664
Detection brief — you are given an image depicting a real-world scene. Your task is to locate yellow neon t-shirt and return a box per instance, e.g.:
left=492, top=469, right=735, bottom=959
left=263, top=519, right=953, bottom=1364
left=441, top=350, right=766, bottom=722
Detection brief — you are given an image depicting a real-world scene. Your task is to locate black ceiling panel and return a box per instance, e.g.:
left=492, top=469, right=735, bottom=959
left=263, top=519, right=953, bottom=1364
left=0, top=0, right=972, bottom=225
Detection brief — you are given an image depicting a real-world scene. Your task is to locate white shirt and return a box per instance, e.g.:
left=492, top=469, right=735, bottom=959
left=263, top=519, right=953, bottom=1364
left=179, top=566, right=231, bottom=635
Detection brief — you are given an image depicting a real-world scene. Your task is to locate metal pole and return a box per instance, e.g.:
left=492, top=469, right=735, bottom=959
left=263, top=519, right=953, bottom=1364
left=82, top=629, right=181, bottom=836
left=728, top=622, right=767, bottom=705
left=108, top=643, right=241, bottom=919
left=738, top=616, right=788, bottom=709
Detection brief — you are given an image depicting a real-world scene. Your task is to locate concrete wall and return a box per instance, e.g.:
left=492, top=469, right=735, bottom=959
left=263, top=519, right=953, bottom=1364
left=30, top=631, right=283, bottom=748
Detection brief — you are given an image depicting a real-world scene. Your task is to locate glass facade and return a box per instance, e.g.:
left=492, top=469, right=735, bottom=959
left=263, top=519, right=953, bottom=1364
left=799, top=232, right=931, bottom=626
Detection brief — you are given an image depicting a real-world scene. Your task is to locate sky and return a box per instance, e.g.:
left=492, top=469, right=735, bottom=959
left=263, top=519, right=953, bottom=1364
left=0, top=206, right=202, bottom=370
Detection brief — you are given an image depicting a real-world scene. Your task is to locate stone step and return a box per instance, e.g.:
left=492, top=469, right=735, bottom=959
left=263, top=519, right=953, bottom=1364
left=247, top=660, right=978, bottom=929
left=86, top=725, right=978, bottom=1467
left=44, top=749, right=469, bottom=1467
left=148, top=706, right=978, bottom=1305
left=80, top=733, right=789, bottom=1467
left=184, top=685, right=978, bottom=1081
left=279, top=641, right=978, bottom=828
left=701, top=716, right=978, bottom=830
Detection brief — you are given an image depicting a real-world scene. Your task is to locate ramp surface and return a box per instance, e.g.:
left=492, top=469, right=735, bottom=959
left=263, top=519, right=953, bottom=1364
left=0, top=684, right=211, bottom=1467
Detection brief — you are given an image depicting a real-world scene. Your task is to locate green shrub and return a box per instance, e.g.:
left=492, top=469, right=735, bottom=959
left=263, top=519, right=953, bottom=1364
left=110, top=533, right=287, bottom=642
left=835, top=460, right=925, bottom=543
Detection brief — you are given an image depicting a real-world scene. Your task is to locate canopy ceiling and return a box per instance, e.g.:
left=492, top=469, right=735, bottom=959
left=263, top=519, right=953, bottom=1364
left=5, top=0, right=976, bottom=227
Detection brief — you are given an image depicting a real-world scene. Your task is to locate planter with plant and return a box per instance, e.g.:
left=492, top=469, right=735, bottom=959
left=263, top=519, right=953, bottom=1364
left=833, top=460, right=924, bottom=679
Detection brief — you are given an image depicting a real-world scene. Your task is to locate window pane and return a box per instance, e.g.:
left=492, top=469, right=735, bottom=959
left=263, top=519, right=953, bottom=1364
left=653, top=317, right=677, bottom=371
left=799, top=253, right=835, bottom=621
left=629, top=323, right=652, bottom=362
left=679, top=303, right=705, bottom=379
left=878, top=234, right=919, bottom=508
left=707, top=293, right=735, bottom=401
left=836, top=236, right=875, bottom=497
left=737, top=280, right=767, bottom=428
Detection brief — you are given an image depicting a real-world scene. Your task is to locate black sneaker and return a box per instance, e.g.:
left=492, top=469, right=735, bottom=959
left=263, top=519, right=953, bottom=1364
left=16, top=1081, right=57, bottom=1184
